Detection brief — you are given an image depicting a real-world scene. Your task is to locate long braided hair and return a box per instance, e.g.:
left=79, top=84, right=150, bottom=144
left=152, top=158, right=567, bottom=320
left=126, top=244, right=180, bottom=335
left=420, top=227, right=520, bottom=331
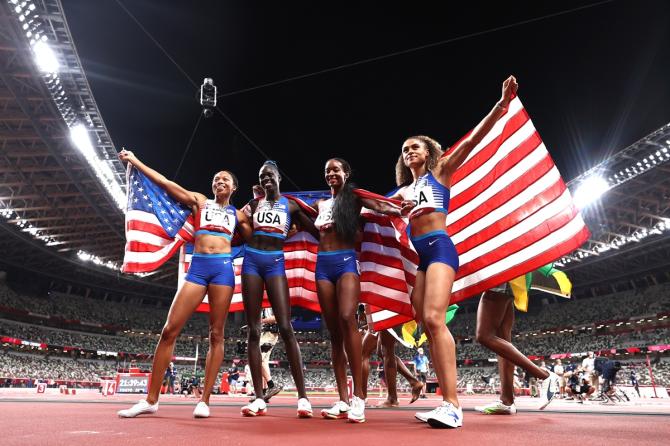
left=329, top=158, right=360, bottom=244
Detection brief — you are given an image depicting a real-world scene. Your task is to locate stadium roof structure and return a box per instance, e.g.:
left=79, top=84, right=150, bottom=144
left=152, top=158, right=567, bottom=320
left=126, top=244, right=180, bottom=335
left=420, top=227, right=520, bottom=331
left=561, top=123, right=670, bottom=295
left=0, top=0, right=174, bottom=300
left=0, top=0, right=668, bottom=304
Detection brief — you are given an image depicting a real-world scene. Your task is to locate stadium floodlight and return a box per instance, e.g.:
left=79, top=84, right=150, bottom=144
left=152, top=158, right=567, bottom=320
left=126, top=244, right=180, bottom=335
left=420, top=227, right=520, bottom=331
left=70, top=123, right=95, bottom=156
left=77, top=250, right=120, bottom=271
left=31, top=40, right=59, bottom=73
left=572, top=175, right=610, bottom=209
left=70, top=124, right=126, bottom=210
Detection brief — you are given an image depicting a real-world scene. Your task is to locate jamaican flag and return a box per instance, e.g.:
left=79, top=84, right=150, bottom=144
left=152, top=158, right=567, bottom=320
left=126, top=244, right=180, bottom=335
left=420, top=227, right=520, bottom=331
left=401, top=304, right=459, bottom=348
left=508, top=263, right=572, bottom=312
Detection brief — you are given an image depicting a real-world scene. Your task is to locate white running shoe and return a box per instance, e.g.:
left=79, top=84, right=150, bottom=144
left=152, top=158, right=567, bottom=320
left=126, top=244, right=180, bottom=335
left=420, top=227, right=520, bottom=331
left=475, top=400, right=517, bottom=415
left=117, top=399, right=158, bottom=418
left=193, top=401, right=210, bottom=418
left=320, top=400, right=350, bottom=419
left=539, top=371, right=559, bottom=410
left=426, top=403, right=463, bottom=429
left=241, top=398, right=267, bottom=417
left=297, top=398, right=313, bottom=418
left=415, top=403, right=444, bottom=423
left=347, top=396, right=365, bottom=423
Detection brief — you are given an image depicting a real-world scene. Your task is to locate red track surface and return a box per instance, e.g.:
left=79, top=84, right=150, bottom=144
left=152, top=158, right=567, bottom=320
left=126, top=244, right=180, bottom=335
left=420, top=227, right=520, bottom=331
left=3, top=394, right=670, bottom=446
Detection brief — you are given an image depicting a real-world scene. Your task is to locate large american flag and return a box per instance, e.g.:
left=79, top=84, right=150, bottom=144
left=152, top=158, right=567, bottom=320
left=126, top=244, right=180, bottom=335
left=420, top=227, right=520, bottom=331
left=362, top=96, right=590, bottom=329
left=127, top=96, right=588, bottom=328
left=122, top=166, right=194, bottom=273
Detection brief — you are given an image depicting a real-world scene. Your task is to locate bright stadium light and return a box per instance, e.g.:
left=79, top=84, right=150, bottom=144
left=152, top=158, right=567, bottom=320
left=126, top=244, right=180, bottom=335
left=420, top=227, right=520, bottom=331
left=70, top=124, right=126, bottom=210
left=70, top=123, right=95, bottom=155
left=573, top=175, right=610, bottom=209
left=77, top=250, right=120, bottom=271
left=557, top=216, right=670, bottom=266
left=31, top=40, right=59, bottom=73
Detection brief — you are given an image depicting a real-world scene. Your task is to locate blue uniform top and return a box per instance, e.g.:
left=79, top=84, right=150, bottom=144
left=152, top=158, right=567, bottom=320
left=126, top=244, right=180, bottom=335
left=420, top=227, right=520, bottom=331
left=252, top=196, right=291, bottom=239
left=402, top=171, right=451, bottom=219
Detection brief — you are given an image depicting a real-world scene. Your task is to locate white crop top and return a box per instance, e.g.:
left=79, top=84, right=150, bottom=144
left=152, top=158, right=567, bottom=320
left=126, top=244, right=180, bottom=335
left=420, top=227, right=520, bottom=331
left=194, top=200, right=237, bottom=239
left=314, top=198, right=335, bottom=230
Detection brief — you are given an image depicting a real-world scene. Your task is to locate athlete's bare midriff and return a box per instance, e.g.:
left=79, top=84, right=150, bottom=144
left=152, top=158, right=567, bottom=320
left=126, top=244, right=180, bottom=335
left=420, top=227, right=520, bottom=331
left=318, top=226, right=358, bottom=252
left=408, top=212, right=448, bottom=238
left=247, top=233, right=285, bottom=251
left=194, top=234, right=232, bottom=254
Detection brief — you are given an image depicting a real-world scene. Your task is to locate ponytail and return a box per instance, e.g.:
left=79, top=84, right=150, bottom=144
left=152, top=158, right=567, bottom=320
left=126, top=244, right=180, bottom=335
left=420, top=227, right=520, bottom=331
left=330, top=158, right=360, bottom=244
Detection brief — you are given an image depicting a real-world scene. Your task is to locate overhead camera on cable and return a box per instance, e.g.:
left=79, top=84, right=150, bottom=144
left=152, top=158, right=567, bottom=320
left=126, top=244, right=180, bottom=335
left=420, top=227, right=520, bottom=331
left=199, top=77, right=217, bottom=118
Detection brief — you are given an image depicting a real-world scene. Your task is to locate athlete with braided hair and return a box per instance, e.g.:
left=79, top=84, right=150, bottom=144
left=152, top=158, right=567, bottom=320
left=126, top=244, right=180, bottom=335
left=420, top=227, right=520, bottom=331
left=314, top=158, right=406, bottom=423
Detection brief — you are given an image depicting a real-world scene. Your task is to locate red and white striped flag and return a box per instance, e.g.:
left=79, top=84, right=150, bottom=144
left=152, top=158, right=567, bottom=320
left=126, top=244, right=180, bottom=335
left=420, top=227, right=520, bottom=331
left=122, top=166, right=195, bottom=273
left=362, top=96, right=590, bottom=330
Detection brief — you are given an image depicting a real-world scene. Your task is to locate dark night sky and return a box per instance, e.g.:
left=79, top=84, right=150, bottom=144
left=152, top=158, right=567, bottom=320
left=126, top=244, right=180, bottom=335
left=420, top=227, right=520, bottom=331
left=62, top=0, right=670, bottom=202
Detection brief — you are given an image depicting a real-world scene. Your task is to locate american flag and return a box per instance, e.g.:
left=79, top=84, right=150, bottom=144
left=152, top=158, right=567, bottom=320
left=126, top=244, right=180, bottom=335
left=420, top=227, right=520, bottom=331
left=132, top=96, right=589, bottom=328
left=122, top=166, right=194, bottom=273
left=362, top=96, right=590, bottom=330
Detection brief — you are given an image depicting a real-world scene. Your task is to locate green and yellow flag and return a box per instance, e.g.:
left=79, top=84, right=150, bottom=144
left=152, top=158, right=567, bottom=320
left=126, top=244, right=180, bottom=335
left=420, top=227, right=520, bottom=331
left=510, top=264, right=572, bottom=312
left=401, top=304, right=459, bottom=347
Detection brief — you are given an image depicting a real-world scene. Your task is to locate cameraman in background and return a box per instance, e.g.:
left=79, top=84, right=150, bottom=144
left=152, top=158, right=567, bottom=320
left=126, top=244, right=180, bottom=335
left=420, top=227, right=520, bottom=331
left=596, top=358, right=623, bottom=402
left=258, top=307, right=283, bottom=402
left=565, top=366, right=595, bottom=403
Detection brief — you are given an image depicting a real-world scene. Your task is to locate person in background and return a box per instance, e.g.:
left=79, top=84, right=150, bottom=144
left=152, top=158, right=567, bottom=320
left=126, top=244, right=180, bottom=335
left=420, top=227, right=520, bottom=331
left=228, top=363, right=240, bottom=394
left=259, top=307, right=283, bottom=402
left=164, top=362, right=177, bottom=394
left=565, top=366, right=595, bottom=403
left=630, top=368, right=640, bottom=397
left=553, top=359, right=566, bottom=399
left=412, top=347, right=429, bottom=399
left=581, top=351, right=599, bottom=396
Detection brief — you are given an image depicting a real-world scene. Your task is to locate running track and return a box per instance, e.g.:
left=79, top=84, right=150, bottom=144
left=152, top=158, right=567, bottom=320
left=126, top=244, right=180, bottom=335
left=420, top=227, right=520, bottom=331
left=3, top=394, right=669, bottom=446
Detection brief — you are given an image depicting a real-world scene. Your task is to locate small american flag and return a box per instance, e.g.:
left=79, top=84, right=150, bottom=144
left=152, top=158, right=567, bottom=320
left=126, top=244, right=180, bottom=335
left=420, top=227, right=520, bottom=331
left=363, top=96, right=590, bottom=330
left=122, top=166, right=194, bottom=273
